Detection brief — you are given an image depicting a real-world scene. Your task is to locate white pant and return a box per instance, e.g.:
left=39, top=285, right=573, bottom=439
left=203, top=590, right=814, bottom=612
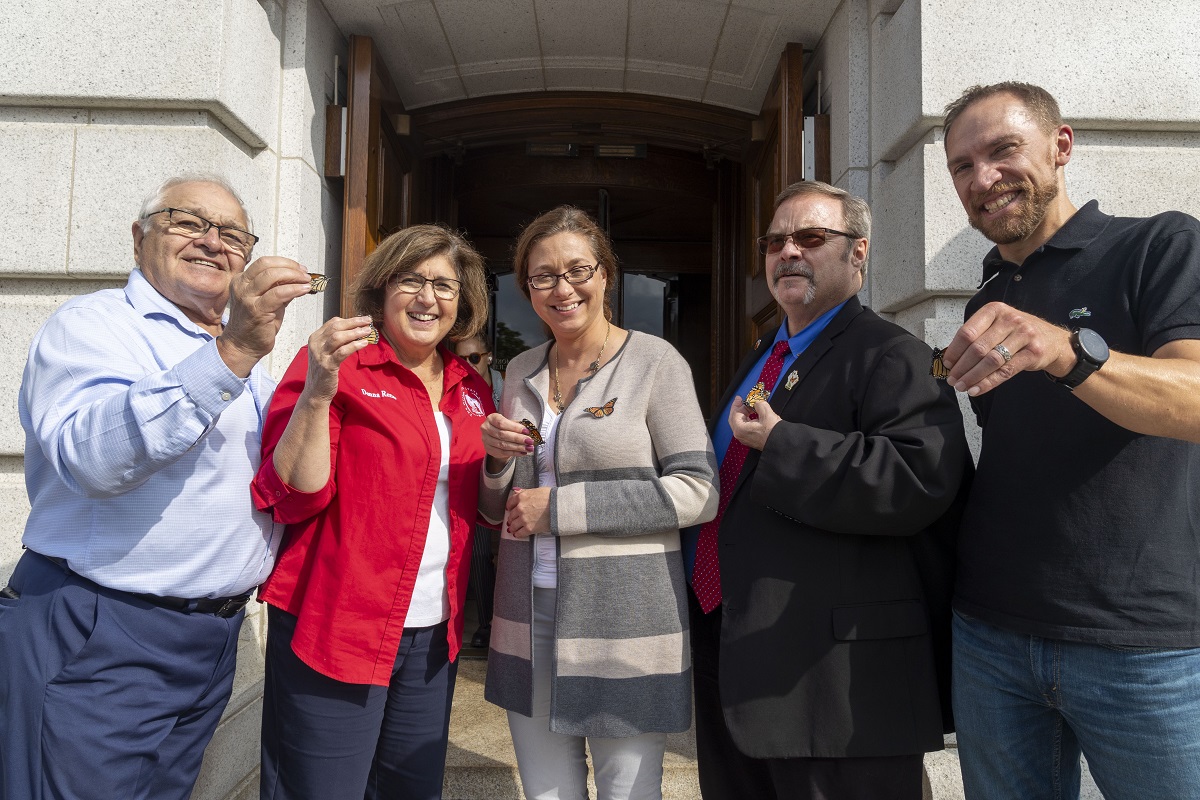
left=507, top=588, right=668, bottom=800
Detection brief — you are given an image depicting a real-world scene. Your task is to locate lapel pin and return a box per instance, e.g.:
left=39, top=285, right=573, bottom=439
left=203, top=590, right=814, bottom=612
left=754, top=338, right=762, bottom=350
left=784, top=370, right=799, bottom=391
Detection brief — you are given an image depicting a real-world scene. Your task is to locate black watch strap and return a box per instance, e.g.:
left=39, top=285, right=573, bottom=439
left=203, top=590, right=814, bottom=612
left=1050, top=328, right=1108, bottom=390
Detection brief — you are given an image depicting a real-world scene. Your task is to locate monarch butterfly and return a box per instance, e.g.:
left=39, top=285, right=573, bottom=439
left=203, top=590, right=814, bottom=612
left=745, top=382, right=770, bottom=408
left=584, top=398, right=617, bottom=418
left=308, top=273, right=329, bottom=294
left=520, top=419, right=545, bottom=446
left=362, top=324, right=380, bottom=345
left=930, top=348, right=949, bottom=380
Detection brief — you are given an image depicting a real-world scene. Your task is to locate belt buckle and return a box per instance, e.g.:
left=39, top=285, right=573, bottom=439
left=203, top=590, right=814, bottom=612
left=213, top=596, right=249, bottom=618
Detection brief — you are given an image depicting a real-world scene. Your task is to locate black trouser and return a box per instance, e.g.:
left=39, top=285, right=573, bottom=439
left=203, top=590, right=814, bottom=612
left=688, top=589, right=923, bottom=800
left=469, top=525, right=495, bottom=627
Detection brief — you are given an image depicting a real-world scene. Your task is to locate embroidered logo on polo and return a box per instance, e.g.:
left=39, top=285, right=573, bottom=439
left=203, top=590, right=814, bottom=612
left=1069, top=307, right=1092, bottom=320
left=461, top=388, right=485, bottom=417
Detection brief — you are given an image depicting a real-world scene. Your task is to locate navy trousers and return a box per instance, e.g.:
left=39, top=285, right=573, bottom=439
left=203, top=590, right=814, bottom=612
left=0, top=551, right=243, bottom=800
left=259, top=605, right=458, bottom=800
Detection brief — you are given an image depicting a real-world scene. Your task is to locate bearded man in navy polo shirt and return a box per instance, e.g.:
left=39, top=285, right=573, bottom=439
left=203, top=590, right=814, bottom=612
left=939, top=82, right=1200, bottom=799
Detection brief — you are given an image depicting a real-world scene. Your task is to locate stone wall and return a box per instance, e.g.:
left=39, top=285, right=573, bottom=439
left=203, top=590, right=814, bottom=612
left=0, top=1, right=346, bottom=796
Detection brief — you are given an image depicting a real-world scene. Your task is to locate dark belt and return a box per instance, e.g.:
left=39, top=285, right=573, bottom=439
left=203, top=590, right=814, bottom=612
left=33, top=552, right=251, bottom=619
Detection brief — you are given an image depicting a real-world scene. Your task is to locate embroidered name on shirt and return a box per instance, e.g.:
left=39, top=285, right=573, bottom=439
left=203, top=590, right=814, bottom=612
left=1069, top=307, right=1092, bottom=319
left=360, top=388, right=398, bottom=400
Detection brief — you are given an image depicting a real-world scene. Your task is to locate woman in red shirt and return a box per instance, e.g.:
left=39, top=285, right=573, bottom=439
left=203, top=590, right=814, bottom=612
left=251, top=225, right=494, bottom=800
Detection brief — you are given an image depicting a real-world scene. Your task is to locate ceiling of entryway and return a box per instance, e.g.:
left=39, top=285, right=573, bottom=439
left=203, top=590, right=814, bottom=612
left=321, top=0, right=839, bottom=112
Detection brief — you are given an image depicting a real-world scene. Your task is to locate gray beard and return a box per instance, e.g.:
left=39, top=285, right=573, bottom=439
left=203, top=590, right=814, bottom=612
left=773, top=265, right=817, bottom=305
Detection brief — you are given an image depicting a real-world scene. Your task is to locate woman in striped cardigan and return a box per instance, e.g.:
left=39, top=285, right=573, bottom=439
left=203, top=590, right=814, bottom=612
left=479, top=207, right=718, bottom=800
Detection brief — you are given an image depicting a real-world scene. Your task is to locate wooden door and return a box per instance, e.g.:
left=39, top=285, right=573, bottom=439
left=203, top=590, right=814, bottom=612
left=742, top=42, right=806, bottom=348
left=339, top=35, right=412, bottom=316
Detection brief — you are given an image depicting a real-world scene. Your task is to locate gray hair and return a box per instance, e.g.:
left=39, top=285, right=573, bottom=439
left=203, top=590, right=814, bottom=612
left=136, top=174, right=252, bottom=234
left=773, top=181, right=871, bottom=275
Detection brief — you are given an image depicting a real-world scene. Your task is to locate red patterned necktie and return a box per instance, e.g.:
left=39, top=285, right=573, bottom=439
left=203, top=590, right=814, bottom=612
left=692, top=340, right=791, bottom=614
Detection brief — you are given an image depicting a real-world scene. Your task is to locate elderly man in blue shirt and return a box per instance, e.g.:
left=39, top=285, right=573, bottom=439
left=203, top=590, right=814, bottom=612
left=0, top=175, right=312, bottom=800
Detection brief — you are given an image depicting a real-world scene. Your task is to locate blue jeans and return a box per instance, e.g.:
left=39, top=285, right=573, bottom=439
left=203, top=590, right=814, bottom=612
left=953, top=610, right=1200, bottom=800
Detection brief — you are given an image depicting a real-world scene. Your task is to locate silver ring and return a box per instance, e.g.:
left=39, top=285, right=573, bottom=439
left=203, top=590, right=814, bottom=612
left=994, top=343, right=1013, bottom=363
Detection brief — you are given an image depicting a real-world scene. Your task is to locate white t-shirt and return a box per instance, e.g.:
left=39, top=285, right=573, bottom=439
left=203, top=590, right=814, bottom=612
left=532, top=408, right=561, bottom=589
left=404, top=412, right=452, bottom=627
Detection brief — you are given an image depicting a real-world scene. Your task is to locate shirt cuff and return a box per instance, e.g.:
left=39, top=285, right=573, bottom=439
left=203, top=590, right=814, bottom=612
left=175, top=339, right=248, bottom=418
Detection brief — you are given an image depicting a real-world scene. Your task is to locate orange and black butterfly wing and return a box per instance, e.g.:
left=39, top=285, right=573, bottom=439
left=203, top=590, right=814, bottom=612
left=745, top=382, right=770, bottom=408
left=520, top=419, right=545, bottom=446
left=584, top=398, right=617, bottom=418
left=930, top=348, right=949, bottom=380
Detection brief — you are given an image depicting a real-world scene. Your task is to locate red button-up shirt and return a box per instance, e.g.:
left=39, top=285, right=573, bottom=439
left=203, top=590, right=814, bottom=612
left=252, top=342, right=494, bottom=685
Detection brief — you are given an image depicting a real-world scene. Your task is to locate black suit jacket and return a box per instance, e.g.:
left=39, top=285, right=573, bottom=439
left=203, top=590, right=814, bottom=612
left=714, top=298, right=972, bottom=759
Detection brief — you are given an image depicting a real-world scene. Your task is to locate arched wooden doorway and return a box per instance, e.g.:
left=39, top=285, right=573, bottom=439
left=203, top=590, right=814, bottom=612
left=333, top=37, right=824, bottom=413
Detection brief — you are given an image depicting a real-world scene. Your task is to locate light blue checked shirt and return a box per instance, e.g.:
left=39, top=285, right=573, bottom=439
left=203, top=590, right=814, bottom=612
left=19, top=268, right=282, bottom=598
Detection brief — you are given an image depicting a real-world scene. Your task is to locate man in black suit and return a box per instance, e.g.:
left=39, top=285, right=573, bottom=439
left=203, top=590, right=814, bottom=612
left=685, top=180, right=972, bottom=799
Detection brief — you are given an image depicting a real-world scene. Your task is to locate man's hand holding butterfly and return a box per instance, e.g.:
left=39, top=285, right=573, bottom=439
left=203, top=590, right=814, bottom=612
left=301, top=316, right=374, bottom=403
left=505, top=487, right=551, bottom=539
left=218, top=256, right=313, bottom=378
left=729, top=395, right=780, bottom=451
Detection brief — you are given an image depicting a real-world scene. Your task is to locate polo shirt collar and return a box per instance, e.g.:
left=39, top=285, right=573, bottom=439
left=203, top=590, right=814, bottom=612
left=980, top=200, right=1110, bottom=285
left=124, top=267, right=229, bottom=338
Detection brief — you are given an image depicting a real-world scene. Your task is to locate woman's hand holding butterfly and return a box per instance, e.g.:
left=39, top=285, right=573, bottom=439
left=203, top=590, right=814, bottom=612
left=728, top=395, right=780, bottom=451
left=505, top=487, right=551, bottom=539
left=302, top=316, right=374, bottom=403
left=481, top=413, right=537, bottom=470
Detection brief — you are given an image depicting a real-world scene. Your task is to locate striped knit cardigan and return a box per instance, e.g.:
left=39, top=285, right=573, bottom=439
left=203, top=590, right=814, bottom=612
left=481, top=331, right=718, bottom=737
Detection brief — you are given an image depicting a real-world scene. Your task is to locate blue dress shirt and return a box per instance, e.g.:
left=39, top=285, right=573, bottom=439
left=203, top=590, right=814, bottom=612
left=684, top=301, right=846, bottom=578
left=19, top=268, right=281, bottom=598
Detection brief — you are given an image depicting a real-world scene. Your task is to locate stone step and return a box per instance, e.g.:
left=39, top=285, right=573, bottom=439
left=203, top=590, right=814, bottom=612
left=443, top=656, right=1110, bottom=800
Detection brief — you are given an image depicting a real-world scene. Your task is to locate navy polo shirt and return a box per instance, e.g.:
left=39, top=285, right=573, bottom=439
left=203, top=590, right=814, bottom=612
left=955, top=200, right=1200, bottom=646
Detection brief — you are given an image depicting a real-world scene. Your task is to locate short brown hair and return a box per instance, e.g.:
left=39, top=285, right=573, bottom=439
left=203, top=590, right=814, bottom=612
left=351, top=224, right=488, bottom=342
left=943, top=82, right=1063, bottom=138
left=773, top=181, right=871, bottom=274
left=512, top=206, right=619, bottom=321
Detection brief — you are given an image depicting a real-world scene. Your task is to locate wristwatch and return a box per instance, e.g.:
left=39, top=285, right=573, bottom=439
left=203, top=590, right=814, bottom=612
left=1049, top=328, right=1109, bottom=390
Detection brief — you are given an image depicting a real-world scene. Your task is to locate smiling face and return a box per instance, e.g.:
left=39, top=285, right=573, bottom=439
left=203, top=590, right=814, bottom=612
left=381, top=253, right=460, bottom=364
left=944, top=92, right=1073, bottom=257
left=765, top=194, right=867, bottom=334
left=526, top=232, right=608, bottom=340
left=131, top=181, right=250, bottom=330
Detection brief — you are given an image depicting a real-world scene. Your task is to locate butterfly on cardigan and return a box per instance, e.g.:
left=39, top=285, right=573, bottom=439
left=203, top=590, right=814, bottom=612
left=584, top=398, right=617, bottom=418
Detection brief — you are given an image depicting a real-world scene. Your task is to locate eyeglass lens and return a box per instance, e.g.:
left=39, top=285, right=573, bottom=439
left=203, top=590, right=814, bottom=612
left=760, top=229, right=833, bottom=255
left=528, top=265, right=597, bottom=289
left=461, top=352, right=487, bottom=364
left=391, top=272, right=462, bottom=299
left=163, top=209, right=256, bottom=254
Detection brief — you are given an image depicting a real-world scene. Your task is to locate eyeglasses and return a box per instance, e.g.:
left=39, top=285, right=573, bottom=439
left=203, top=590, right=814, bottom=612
left=459, top=351, right=490, bottom=365
left=144, top=208, right=258, bottom=257
left=757, top=227, right=856, bottom=255
left=387, top=271, right=463, bottom=300
left=527, top=264, right=598, bottom=291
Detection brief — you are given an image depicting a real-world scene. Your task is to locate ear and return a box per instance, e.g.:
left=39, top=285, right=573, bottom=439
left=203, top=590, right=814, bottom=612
left=131, top=220, right=145, bottom=267
left=1054, top=123, right=1073, bottom=167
